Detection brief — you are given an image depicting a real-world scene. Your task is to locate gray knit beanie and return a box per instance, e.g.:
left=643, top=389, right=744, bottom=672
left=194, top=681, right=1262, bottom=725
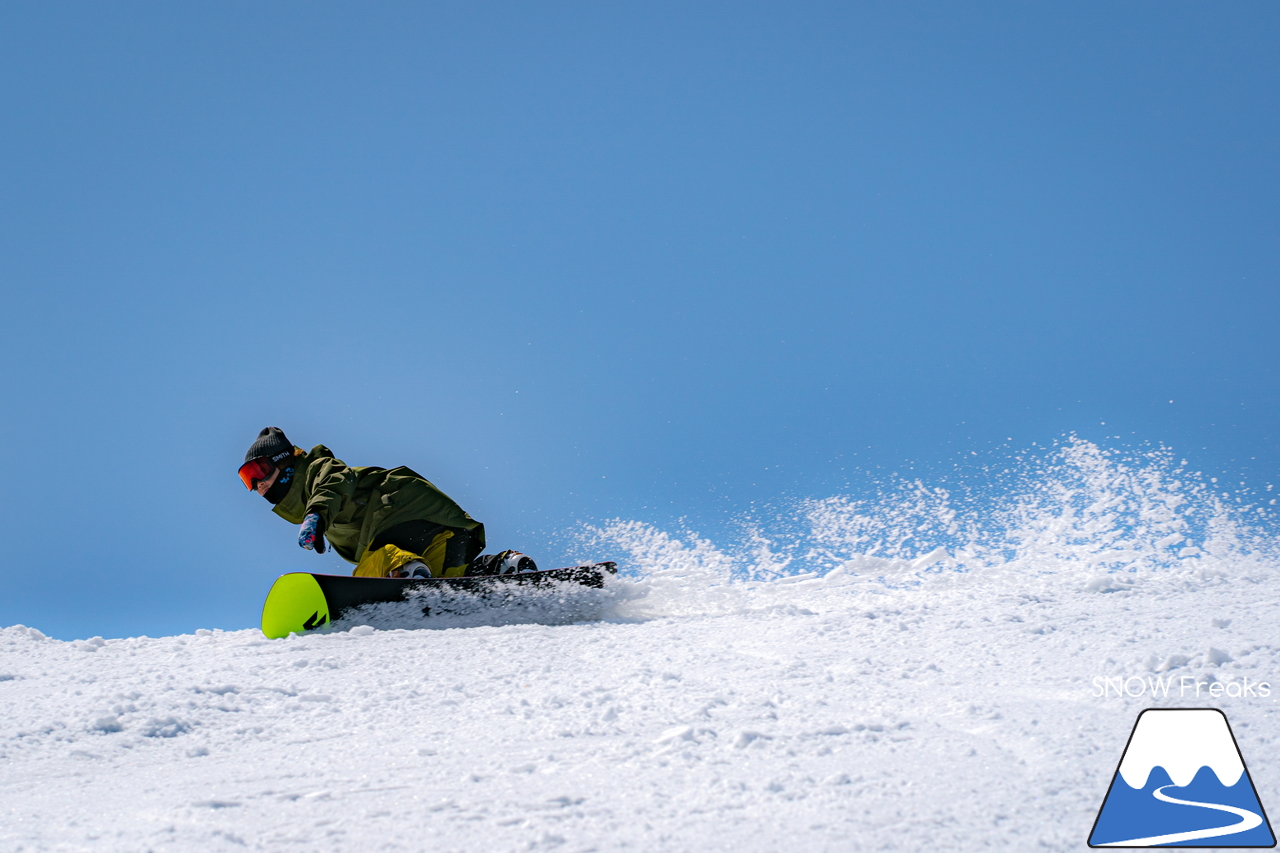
left=244, top=427, right=295, bottom=466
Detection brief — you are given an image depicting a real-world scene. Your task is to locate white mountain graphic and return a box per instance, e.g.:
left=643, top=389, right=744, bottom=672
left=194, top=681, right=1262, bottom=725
left=1117, top=708, right=1244, bottom=789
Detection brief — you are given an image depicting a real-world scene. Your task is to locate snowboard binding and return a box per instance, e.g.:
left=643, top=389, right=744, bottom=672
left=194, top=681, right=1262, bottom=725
left=466, top=550, right=538, bottom=576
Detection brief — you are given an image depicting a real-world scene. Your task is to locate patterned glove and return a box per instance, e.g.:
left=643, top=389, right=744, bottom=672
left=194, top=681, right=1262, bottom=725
left=299, top=512, right=326, bottom=554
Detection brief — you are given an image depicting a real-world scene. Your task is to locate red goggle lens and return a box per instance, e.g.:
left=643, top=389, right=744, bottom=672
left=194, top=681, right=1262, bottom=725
left=238, top=457, right=275, bottom=490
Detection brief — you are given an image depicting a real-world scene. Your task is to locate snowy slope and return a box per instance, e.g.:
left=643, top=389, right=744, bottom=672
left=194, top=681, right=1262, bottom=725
left=3, top=440, right=1279, bottom=852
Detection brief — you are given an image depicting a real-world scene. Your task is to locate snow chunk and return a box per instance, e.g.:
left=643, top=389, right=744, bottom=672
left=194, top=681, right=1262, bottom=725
left=1154, top=654, right=1191, bottom=672
left=732, top=731, right=770, bottom=749
left=2, top=625, right=48, bottom=642
left=654, top=725, right=694, bottom=745
left=1085, top=576, right=1135, bottom=594
left=92, top=716, right=123, bottom=734
left=141, top=717, right=191, bottom=738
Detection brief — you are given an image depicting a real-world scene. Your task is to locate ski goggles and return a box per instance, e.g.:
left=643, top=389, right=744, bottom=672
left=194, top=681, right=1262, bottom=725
left=238, top=456, right=275, bottom=491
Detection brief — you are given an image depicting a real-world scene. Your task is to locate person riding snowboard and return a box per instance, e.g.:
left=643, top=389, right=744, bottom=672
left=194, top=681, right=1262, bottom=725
left=237, top=427, right=536, bottom=579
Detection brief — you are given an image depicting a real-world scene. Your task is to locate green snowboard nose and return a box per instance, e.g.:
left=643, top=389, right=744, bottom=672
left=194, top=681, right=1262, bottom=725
left=261, top=573, right=331, bottom=639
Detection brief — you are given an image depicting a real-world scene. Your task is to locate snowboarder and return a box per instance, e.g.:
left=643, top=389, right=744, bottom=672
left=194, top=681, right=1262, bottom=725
left=237, top=427, right=536, bottom=579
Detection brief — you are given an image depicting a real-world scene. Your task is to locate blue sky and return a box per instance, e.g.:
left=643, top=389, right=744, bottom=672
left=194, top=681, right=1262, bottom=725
left=1, top=2, right=1277, bottom=639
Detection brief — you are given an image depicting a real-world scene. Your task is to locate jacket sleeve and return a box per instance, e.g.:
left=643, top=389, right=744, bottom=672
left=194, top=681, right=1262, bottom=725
left=303, top=456, right=356, bottom=526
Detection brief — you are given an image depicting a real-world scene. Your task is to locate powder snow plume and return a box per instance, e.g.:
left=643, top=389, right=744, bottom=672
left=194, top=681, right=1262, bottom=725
left=580, top=436, right=1278, bottom=616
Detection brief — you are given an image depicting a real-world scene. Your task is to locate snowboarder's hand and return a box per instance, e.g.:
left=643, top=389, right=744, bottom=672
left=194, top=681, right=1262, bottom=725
left=299, top=512, right=326, bottom=554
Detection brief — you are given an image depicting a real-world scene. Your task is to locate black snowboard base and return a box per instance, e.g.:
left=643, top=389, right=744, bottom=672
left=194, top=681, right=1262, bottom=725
left=261, top=562, right=618, bottom=638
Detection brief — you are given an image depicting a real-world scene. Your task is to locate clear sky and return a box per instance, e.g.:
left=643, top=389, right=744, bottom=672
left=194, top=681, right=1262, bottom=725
left=1, top=2, right=1277, bottom=639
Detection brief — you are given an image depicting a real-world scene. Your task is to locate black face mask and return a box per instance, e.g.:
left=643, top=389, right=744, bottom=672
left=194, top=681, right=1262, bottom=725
left=263, top=465, right=295, bottom=505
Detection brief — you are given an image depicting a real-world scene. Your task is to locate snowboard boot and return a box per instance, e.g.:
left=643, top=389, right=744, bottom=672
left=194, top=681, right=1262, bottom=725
left=389, top=560, right=433, bottom=579
left=405, top=560, right=433, bottom=579
left=466, top=550, right=538, bottom=576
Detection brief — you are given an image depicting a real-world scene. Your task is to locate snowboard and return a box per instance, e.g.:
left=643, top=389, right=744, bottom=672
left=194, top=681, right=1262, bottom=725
left=260, top=562, right=618, bottom=639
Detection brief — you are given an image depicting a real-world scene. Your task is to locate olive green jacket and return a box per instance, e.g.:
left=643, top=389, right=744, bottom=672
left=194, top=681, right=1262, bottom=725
left=272, top=445, right=485, bottom=564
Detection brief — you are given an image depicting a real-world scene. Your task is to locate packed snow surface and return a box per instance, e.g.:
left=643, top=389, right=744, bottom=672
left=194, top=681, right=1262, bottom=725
left=3, top=440, right=1279, bottom=851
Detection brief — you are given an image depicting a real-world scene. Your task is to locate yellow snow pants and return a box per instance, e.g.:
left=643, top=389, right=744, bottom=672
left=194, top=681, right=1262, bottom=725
left=352, top=530, right=469, bottom=579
